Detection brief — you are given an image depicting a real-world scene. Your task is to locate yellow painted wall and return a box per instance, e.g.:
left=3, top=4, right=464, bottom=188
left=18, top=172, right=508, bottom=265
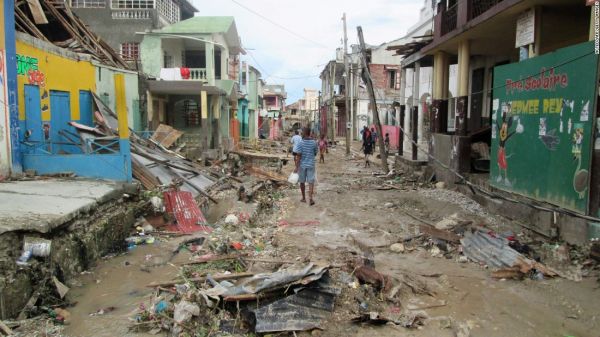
left=16, top=39, right=96, bottom=121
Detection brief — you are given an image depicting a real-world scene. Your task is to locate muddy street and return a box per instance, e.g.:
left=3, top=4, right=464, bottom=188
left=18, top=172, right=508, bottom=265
left=8, top=143, right=592, bottom=337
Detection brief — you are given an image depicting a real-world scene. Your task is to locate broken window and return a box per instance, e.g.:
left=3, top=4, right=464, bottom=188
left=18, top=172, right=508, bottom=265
left=388, top=70, right=396, bottom=89
left=71, top=0, right=106, bottom=7
left=111, top=0, right=154, bottom=9
left=120, top=42, right=140, bottom=60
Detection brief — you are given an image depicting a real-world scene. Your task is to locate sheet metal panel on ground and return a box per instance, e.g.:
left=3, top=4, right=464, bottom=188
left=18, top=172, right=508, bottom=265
left=490, top=41, right=599, bottom=214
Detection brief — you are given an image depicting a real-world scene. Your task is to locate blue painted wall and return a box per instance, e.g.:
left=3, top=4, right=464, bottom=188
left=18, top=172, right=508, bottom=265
left=5, top=1, right=21, bottom=172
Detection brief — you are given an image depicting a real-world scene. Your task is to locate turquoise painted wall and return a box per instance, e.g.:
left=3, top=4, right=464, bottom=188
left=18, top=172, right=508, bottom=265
left=95, top=65, right=140, bottom=131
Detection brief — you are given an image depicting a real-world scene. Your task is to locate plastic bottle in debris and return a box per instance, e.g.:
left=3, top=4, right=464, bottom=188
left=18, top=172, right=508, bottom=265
left=16, top=250, right=32, bottom=266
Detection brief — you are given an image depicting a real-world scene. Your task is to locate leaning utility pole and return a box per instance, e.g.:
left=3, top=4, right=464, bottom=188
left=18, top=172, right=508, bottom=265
left=329, top=62, right=335, bottom=141
left=357, top=26, right=389, bottom=172
left=343, top=13, right=351, bottom=156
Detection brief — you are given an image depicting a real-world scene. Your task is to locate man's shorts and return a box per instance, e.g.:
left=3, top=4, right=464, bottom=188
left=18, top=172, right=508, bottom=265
left=298, top=167, right=315, bottom=184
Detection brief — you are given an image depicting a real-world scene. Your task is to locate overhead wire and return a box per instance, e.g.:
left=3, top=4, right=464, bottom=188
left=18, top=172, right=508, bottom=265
left=229, top=0, right=330, bottom=50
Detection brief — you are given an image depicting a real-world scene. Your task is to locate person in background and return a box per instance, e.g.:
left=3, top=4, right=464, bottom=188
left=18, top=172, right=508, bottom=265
left=361, top=126, right=369, bottom=151
left=384, top=133, right=390, bottom=154
left=363, top=127, right=372, bottom=167
left=290, top=129, right=303, bottom=166
left=295, top=127, right=318, bottom=206
left=318, top=134, right=327, bottom=164
left=371, top=127, right=378, bottom=151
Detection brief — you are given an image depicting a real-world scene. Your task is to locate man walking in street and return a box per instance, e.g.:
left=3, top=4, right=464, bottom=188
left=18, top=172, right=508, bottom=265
left=290, top=129, right=302, bottom=166
left=295, top=127, right=318, bottom=206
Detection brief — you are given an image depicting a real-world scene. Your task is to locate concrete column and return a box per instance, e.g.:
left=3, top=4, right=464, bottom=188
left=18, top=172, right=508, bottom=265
left=398, top=68, right=407, bottom=126
left=456, top=40, right=470, bottom=135
left=403, top=68, right=412, bottom=152
left=146, top=90, right=153, bottom=130
left=115, top=74, right=132, bottom=182
left=221, top=48, right=228, bottom=80
left=206, top=42, right=215, bottom=85
left=413, top=61, right=423, bottom=147
left=432, top=52, right=449, bottom=133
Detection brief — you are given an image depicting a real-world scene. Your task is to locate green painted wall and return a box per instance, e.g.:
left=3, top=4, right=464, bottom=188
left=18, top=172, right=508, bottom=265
left=140, top=35, right=162, bottom=78
left=490, top=41, right=598, bottom=214
left=95, top=65, right=140, bottom=131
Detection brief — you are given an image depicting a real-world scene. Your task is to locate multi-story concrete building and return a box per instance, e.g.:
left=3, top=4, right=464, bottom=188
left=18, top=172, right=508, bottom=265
left=139, top=16, right=244, bottom=158
left=260, top=84, right=286, bottom=139
left=405, top=0, right=597, bottom=243
left=69, top=0, right=197, bottom=64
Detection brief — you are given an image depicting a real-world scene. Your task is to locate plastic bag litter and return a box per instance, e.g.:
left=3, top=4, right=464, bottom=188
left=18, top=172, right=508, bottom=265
left=173, top=300, right=200, bottom=323
left=288, top=172, right=299, bottom=184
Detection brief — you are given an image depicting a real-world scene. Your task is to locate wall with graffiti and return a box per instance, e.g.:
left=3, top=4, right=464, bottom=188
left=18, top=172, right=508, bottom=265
left=16, top=35, right=96, bottom=126
left=490, top=41, right=598, bottom=214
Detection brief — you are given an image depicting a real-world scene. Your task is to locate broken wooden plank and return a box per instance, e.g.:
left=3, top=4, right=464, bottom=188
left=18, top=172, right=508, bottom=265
left=17, top=291, right=40, bottom=320
left=27, top=0, right=48, bottom=24
left=0, top=320, right=13, bottom=336
left=146, top=272, right=255, bottom=288
left=179, top=254, right=248, bottom=266
left=419, top=224, right=461, bottom=243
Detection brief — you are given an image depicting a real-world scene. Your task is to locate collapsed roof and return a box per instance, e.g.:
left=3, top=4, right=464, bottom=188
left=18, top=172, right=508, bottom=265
left=14, top=0, right=131, bottom=69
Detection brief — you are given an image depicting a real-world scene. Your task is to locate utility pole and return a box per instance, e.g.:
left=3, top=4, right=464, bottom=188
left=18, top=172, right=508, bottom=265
left=357, top=26, right=389, bottom=172
left=329, top=62, right=335, bottom=141
left=343, top=13, right=351, bottom=156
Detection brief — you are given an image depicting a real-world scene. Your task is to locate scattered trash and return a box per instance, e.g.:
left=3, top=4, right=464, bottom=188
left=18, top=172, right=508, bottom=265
left=90, top=307, right=116, bottom=316
left=154, top=300, right=168, bottom=314
left=251, top=277, right=339, bottom=333
left=23, top=237, right=52, bottom=257
left=16, top=249, right=32, bottom=266
left=52, top=276, right=70, bottom=299
left=164, top=190, right=212, bottom=233
left=224, top=214, right=239, bottom=225
left=461, top=230, right=558, bottom=278
left=173, top=300, right=200, bottom=324
left=390, top=243, right=405, bottom=253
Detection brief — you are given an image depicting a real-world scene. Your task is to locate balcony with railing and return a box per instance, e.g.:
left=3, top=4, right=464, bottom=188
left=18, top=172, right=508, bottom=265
left=159, top=68, right=208, bottom=81
left=469, top=0, right=505, bottom=20
left=111, top=10, right=153, bottom=19
left=441, top=3, right=458, bottom=36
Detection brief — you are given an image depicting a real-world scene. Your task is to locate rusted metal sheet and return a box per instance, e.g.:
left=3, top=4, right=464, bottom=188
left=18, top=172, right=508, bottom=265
left=164, top=190, right=212, bottom=233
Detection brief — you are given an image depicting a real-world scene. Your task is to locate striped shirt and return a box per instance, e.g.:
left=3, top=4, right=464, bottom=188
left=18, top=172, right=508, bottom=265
left=298, top=138, right=318, bottom=168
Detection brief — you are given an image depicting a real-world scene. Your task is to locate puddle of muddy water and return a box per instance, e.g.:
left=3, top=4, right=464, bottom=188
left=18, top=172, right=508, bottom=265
left=64, top=242, right=184, bottom=337
left=64, top=196, right=237, bottom=337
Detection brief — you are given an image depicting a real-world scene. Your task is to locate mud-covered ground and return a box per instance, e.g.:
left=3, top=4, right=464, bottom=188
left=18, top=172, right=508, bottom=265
left=14, top=143, right=600, bottom=337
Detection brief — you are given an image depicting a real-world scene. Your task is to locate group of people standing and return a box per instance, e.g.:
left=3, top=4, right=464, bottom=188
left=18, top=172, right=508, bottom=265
left=361, top=126, right=390, bottom=167
left=290, top=128, right=327, bottom=206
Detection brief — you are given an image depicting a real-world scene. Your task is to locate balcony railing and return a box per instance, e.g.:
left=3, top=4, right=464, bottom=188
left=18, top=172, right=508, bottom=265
left=111, top=10, right=152, bottom=20
left=160, top=68, right=208, bottom=81
left=470, top=0, right=505, bottom=20
left=188, top=68, right=207, bottom=81
left=441, top=4, right=458, bottom=36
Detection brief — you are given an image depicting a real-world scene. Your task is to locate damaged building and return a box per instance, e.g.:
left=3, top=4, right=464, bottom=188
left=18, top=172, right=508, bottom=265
left=139, top=16, right=245, bottom=160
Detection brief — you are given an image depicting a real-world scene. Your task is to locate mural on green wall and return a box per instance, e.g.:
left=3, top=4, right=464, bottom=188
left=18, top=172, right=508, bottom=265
left=490, top=41, right=598, bottom=214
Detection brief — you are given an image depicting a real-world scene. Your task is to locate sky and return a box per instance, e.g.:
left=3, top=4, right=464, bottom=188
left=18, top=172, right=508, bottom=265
left=191, top=0, right=426, bottom=103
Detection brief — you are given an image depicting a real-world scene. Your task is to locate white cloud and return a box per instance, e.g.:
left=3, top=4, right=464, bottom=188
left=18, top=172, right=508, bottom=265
left=191, top=0, right=424, bottom=102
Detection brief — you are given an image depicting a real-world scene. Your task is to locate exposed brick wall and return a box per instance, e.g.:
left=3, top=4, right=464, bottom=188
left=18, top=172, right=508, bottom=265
left=369, top=64, right=388, bottom=89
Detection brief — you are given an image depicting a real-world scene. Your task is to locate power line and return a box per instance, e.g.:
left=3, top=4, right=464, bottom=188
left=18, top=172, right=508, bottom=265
left=229, top=0, right=329, bottom=49
left=246, top=50, right=319, bottom=81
